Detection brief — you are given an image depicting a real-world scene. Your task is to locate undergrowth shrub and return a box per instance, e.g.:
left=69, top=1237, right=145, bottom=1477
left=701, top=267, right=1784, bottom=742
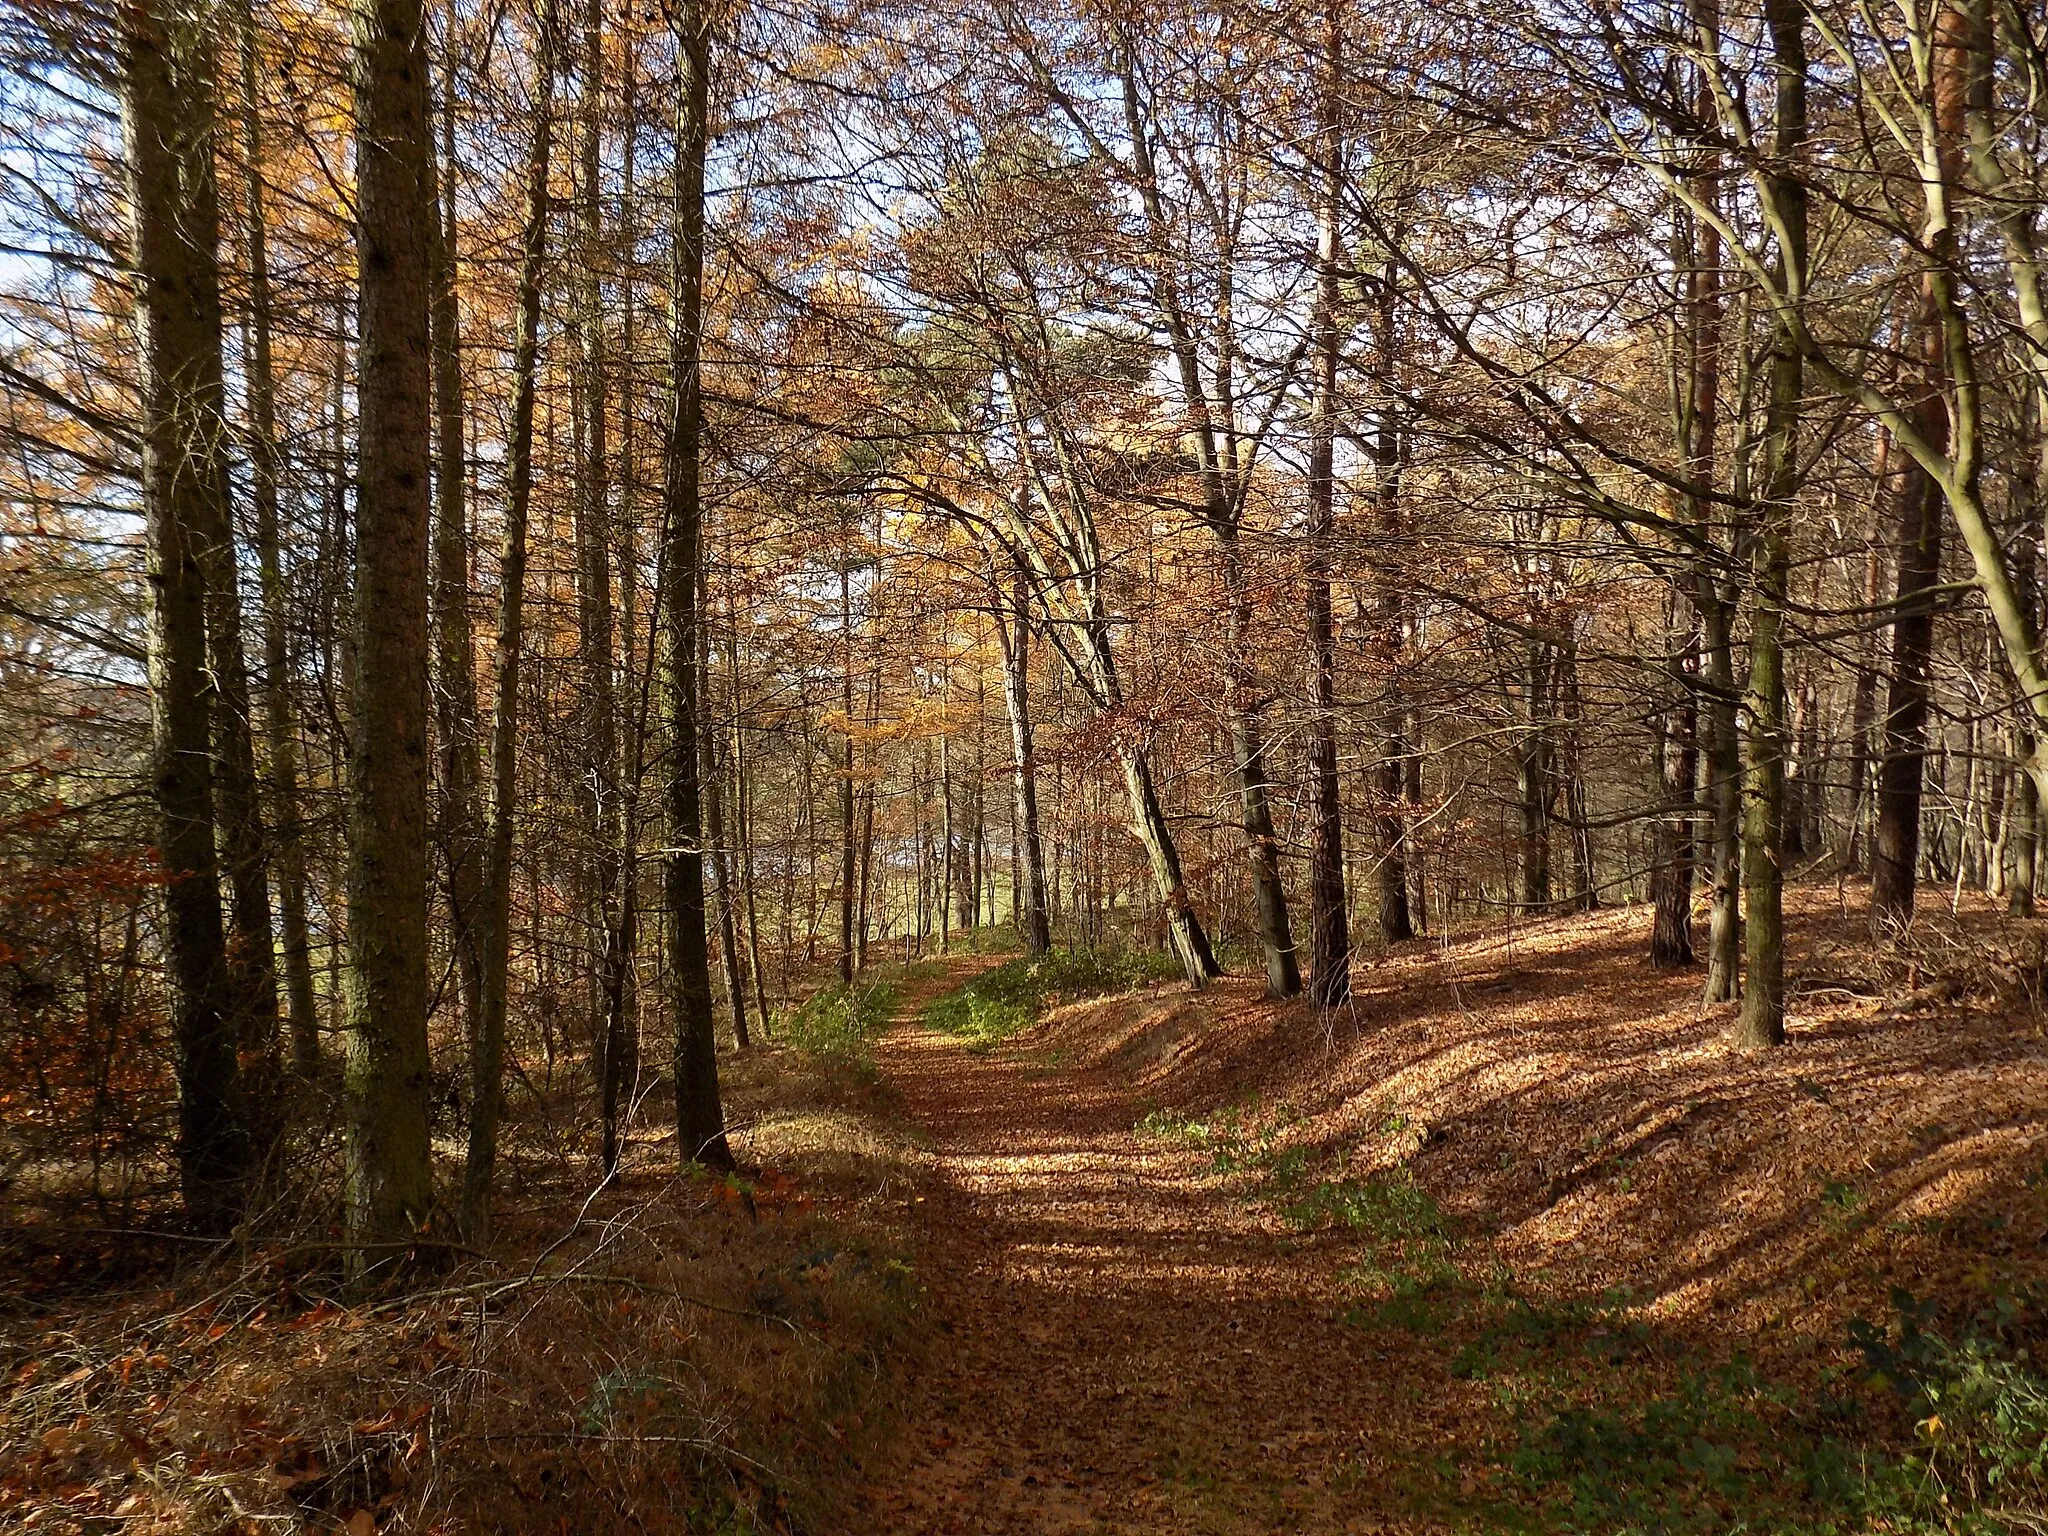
left=1851, top=1289, right=2048, bottom=1529
left=1450, top=1288, right=2048, bottom=1535
left=777, top=980, right=900, bottom=1074
left=924, top=947, right=1177, bottom=1050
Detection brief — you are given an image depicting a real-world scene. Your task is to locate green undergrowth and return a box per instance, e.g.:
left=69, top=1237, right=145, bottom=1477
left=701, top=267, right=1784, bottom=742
left=1442, top=1286, right=2048, bottom=1536
left=776, top=978, right=900, bottom=1076
left=1425, top=1284, right=2044, bottom=1536
left=924, top=946, right=1180, bottom=1051
left=1138, top=1105, right=2048, bottom=1534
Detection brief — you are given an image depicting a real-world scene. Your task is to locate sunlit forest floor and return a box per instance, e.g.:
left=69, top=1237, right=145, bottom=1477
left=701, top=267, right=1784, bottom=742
left=854, top=886, right=2048, bottom=1534
left=5, top=884, right=2046, bottom=1533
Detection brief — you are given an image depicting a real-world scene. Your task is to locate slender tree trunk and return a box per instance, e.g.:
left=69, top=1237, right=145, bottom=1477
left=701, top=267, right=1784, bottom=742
left=429, top=13, right=483, bottom=1049
left=1678, top=87, right=1741, bottom=1000
left=1518, top=637, right=1553, bottom=910
left=572, top=0, right=626, bottom=1097
left=1846, top=435, right=1890, bottom=874
left=1221, top=526, right=1301, bottom=996
left=1731, top=0, right=1807, bottom=1050
left=703, top=585, right=750, bottom=1047
left=1701, top=587, right=1743, bottom=1001
left=142, top=0, right=278, bottom=1084
left=1799, top=667, right=1827, bottom=854
left=238, top=0, right=319, bottom=1072
left=1784, top=670, right=1809, bottom=857
left=599, top=37, right=642, bottom=1175
left=461, top=18, right=555, bottom=1241
left=346, top=0, right=440, bottom=1272
left=2011, top=387, right=2046, bottom=914
left=1368, top=269, right=1414, bottom=947
left=1871, top=446, right=1944, bottom=924
left=1871, top=2, right=1975, bottom=925
left=856, top=670, right=878, bottom=968
left=1403, top=705, right=1428, bottom=933
left=662, top=0, right=733, bottom=1170
left=122, top=0, right=248, bottom=1230
left=1650, top=582, right=1699, bottom=968
left=1119, top=743, right=1219, bottom=985
left=940, top=723, right=955, bottom=950
left=838, top=558, right=858, bottom=985
left=1113, top=51, right=1295, bottom=996
left=1560, top=645, right=1597, bottom=908
left=729, top=623, right=773, bottom=1028
left=998, top=555, right=1051, bottom=953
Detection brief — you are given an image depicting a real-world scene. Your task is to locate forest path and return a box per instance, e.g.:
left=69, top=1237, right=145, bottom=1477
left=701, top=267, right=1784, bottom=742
left=854, top=972, right=1401, bottom=1535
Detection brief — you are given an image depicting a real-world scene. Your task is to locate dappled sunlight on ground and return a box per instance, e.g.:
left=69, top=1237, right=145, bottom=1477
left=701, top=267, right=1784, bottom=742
left=858, top=889, right=2048, bottom=1533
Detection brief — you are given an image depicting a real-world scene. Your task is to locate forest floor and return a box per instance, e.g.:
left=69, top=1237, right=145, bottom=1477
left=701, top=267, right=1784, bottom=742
left=848, top=888, right=2048, bottom=1535
left=5, top=887, right=2046, bottom=1534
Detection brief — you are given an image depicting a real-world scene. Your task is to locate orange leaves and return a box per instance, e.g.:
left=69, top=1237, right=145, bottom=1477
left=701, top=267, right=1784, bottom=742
left=351, top=1402, right=431, bottom=1437
left=280, top=1300, right=337, bottom=1332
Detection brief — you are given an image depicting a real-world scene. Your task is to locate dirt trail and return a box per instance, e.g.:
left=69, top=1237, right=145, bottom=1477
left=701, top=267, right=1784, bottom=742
left=856, top=976, right=1399, bottom=1536
left=847, top=902, right=2048, bottom=1534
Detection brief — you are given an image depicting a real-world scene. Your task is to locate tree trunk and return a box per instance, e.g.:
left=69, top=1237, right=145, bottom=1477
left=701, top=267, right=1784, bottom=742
left=238, top=0, right=319, bottom=1073
left=1845, top=435, right=1890, bottom=874
left=1222, top=526, right=1301, bottom=997
left=143, top=0, right=278, bottom=1087
left=1368, top=267, right=1414, bottom=947
left=1871, top=445, right=1944, bottom=924
left=1731, top=0, right=1807, bottom=1050
left=998, top=556, right=1051, bottom=954
left=461, top=16, right=556, bottom=1242
left=429, top=14, right=483, bottom=1055
left=1118, top=743, right=1220, bottom=986
left=1701, top=586, right=1743, bottom=1002
left=1518, top=637, right=1553, bottom=910
left=1560, top=645, right=1597, bottom=908
left=572, top=0, right=628, bottom=1101
left=729, top=622, right=773, bottom=1028
left=662, top=0, right=733, bottom=1171
left=703, top=585, right=750, bottom=1048
left=121, top=0, right=248, bottom=1230
left=838, top=558, right=857, bottom=985
left=1650, top=582, right=1698, bottom=966
left=599, top=33, right=643, bottom=1175
left=346, top=0, right=440, bottom=1273
left=1795, top=666, right=1825, bottom=854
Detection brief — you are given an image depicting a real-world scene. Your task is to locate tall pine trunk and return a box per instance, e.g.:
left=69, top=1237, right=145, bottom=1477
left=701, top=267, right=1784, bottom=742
left=703, top=585, right=751, bottom=1047
left=147, top=0, right=278, bottom=1085
left=122, top=0, right=248, bottom=1230
left=237, top=0, right=319, bottom=1071
left=662, top=0, right=734, bottom=1170
left=571, top=0, right=628, bottom=1099
left=346, top=0, right=439, bottom=1273
left=461, top=10, right=556, bottom=1240
left=429, top=11, right=484, bottom=1052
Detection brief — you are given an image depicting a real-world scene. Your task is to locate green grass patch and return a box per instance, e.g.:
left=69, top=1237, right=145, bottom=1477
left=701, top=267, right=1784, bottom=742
left=923, top=946, right=1179, bottom=1051
left=776, top=978, right=900, bottom=1073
